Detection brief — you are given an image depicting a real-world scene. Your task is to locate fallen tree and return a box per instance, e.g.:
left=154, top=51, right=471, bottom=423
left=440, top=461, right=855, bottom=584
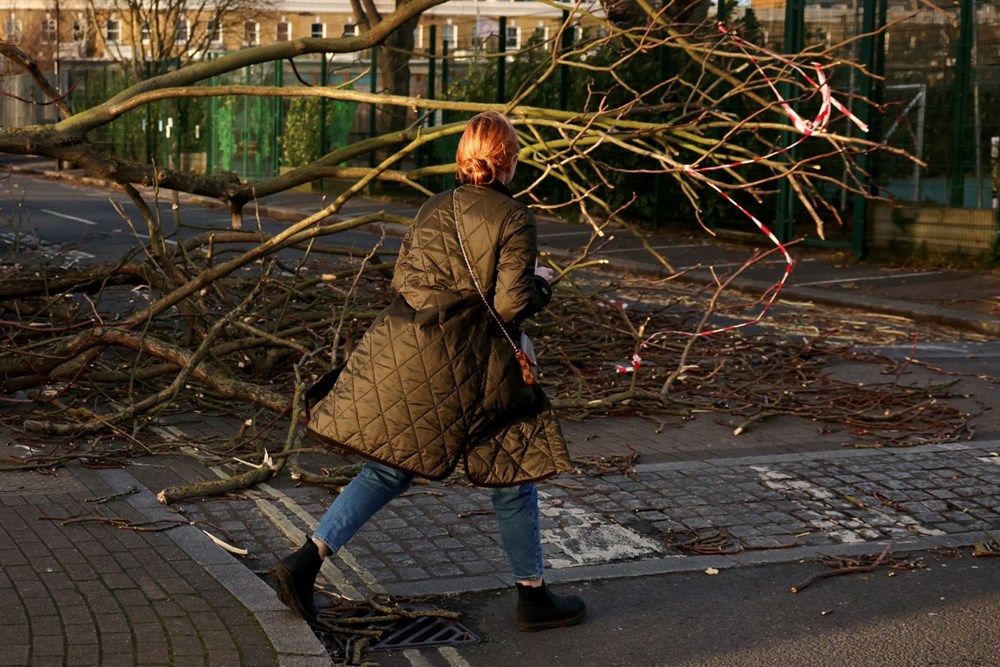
left=2, top=3, right=956, bottom=495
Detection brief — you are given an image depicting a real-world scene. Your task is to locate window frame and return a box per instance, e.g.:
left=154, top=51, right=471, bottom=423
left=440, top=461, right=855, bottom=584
left=105, top=17, right=121, bottom=43
left=42, top=15, right=57, bottom=43
left=504, top=24, right=520, bottom=51
left=244, top=19, right=260, bottom=46
left=206, top=17, right=222, bottom=45
left=276, top=18, right=291, bottom=42
left=175, top=18, right=189, bottom=44
left=442, top=22, right=457, bottom=52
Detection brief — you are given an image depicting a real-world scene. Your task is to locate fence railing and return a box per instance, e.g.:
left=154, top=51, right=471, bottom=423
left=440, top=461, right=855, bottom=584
left=11, top=4, right=1000, bottom=257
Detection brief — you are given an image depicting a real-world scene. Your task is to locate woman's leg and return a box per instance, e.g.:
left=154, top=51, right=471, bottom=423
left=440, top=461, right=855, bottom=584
left=273, top=461, right=412, bottom=619
left=313, top=461, right=414, bottom=555
left=491, top=482, right=544, bottom=582
left=492, top=482, right=586, bottom=632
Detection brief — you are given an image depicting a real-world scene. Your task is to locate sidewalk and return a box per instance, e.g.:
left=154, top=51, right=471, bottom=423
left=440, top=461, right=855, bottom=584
left=3, top=155, right=1000, bottom=665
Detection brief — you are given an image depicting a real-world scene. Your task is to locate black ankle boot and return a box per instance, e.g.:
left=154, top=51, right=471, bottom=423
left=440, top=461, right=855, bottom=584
left=516, top=582, right=586, bottom=632
left=271, top=538, right=322, bottom=621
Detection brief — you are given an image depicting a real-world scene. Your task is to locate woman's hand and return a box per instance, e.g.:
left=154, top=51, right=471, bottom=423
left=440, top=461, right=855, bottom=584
left=534, top=266, right=555, bottom=282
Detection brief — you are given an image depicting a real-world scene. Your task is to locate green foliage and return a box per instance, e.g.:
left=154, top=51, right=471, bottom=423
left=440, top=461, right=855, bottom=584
left=282, top=97, right=322, bottom=168
left=281, top=96, right=358, bottom=168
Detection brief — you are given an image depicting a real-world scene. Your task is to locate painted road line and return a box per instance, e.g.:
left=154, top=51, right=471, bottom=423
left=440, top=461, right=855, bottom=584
left=149, top=421, right=379, bottom=597
left=537, top=489, right=665, bottom=568
left=403, top=651, right=435, bottom=666
left=750, top=465, right=944, bottom=543
left=41, top=208, right=98, bottom=226
left=259, top=482, right=389, bottom=596
left=438, top=646, right=474, bottom=666
left=795, top=270, right=943, bottom=287
left=135, top=232, right=179, bottom=246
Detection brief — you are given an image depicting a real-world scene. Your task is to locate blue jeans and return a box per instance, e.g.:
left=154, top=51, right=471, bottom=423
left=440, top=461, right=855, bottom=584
left=313, top=462, right=544, bottom=581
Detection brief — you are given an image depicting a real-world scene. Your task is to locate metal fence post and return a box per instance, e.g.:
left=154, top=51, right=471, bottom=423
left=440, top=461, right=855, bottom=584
left=273, top=60, right=282, bottom=177
left=207, top=56, right=217, bottom=175
left=498, top=16, right=507, bottom=104
left=774, top=0, right=804, bottom=243
left=442, top=36, right=450, bottom=126
left=949, top=0, right=974, bottom=208
left=654, top=41, right=669, bottom=228
left=559, top=10, right=570, bottom=111
left=851, top=0, right=878, bottom=260
left=428, top=25, right=437, bottom=120
left=369, top=46, right=377, bottom=168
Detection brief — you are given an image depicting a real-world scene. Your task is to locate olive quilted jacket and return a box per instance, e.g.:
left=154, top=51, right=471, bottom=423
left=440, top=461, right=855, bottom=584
left=306, top=183, right=572, bottom=486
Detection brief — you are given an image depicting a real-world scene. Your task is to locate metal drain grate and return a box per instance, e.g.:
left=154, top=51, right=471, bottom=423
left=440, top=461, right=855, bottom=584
left=371, top=608, right=478, bottom=650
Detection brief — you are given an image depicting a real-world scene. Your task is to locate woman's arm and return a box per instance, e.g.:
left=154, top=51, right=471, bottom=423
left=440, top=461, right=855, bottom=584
left=493, top=206, right=552, bottom=322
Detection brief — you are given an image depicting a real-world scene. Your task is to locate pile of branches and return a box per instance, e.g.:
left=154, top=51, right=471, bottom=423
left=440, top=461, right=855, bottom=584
left=1, top=219, right=978, bottom=472
left=532, top=274, right=976, bottom=447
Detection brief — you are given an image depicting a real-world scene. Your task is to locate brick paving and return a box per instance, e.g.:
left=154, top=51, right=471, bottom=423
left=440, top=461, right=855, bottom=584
left=0, top=451, right=325, bottom=666
left=123, top=436, right=1000, bottom=603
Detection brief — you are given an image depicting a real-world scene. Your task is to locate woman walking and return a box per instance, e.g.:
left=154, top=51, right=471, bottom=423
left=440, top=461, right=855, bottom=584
left=272, top=111, right=585, bottom=632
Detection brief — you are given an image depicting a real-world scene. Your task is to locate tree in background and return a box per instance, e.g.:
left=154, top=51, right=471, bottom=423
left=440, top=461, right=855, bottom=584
left=0, top=0, right=901, bottom=455
left=86, top=0, right=276, bottom=79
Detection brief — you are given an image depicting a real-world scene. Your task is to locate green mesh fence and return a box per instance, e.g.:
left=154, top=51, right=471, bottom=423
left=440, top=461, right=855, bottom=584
left=64, top=58, right=358, bottom=183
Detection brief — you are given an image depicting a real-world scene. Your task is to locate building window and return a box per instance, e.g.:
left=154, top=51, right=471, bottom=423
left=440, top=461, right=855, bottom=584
left=105, top=18, right=120, bottom=43
left=176, top=18, right=189, bottom=43
left=140, top=21, right=151, bottom=43
left=442, top=23, right=457, bottom=52
left=72, top=18, right=85, bottom=42
left=276, top=18, right=290, bottom=42
left=41, top=15, right=57, bottom=43
left=504, top=24, right=520, bottom=51
left=244, top=20, right=259, bottom=46
left=4, top=15, right=22, bottom=43
left=206, top=18, right=222, bottom=44
left=532, top=24, right=549, bottom=44
left=342, top=23, right=358, bottom=38
left=311, top=20, right=326, bottom=39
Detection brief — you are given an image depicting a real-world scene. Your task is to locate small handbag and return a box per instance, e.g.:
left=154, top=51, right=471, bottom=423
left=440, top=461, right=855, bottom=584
left=452, top=191, right=537, bottom=386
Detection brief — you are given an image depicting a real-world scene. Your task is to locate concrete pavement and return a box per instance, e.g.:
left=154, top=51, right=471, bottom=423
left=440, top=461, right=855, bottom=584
left=2, top=156, right=1000, bottom=665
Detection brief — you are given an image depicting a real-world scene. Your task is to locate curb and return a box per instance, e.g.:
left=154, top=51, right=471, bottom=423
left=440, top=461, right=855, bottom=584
left=93, top=468, right=329, bottom=667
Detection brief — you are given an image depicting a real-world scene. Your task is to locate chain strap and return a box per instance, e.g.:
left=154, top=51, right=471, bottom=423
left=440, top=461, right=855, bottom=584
left=451, top=189, right=519, bottom=352
left=452, top=189, right=536, bottom=385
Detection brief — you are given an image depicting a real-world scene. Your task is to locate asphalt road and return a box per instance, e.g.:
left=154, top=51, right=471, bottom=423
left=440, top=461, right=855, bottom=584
left=376, top=554, right=1000, bottom=666
left=0, top=171, right=401, bottom=267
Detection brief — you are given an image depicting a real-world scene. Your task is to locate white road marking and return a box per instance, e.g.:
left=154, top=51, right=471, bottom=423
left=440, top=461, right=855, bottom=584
left=259, top=482, right=388, bottom=596
left=43, top=207, right=180, bottom=246
left=538, top=490, right=664, bottom=568
left=403, top=651, right=435, bottom=666
left=751, top=465, right=945, bottom=542
left=149, top=422, right=381, bottom=597
left=41, top=208, right=98, bottom=226
left=438, top=646, right=474, bottom=666
left=135, top=232, right=179, bottom=246
left=795, top=270, right=942, bottom=287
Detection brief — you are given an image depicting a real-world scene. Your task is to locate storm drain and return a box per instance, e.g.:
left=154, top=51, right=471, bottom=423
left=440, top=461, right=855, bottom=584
left=370, top=607, right=478, bottom=650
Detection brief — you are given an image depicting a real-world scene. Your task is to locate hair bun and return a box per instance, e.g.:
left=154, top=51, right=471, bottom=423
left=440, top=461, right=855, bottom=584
left=455, top=112, right=519, bottom=185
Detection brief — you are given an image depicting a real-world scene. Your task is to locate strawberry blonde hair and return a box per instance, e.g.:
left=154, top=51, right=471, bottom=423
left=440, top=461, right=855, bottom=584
left=455, top=111, right=520, bottom=185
